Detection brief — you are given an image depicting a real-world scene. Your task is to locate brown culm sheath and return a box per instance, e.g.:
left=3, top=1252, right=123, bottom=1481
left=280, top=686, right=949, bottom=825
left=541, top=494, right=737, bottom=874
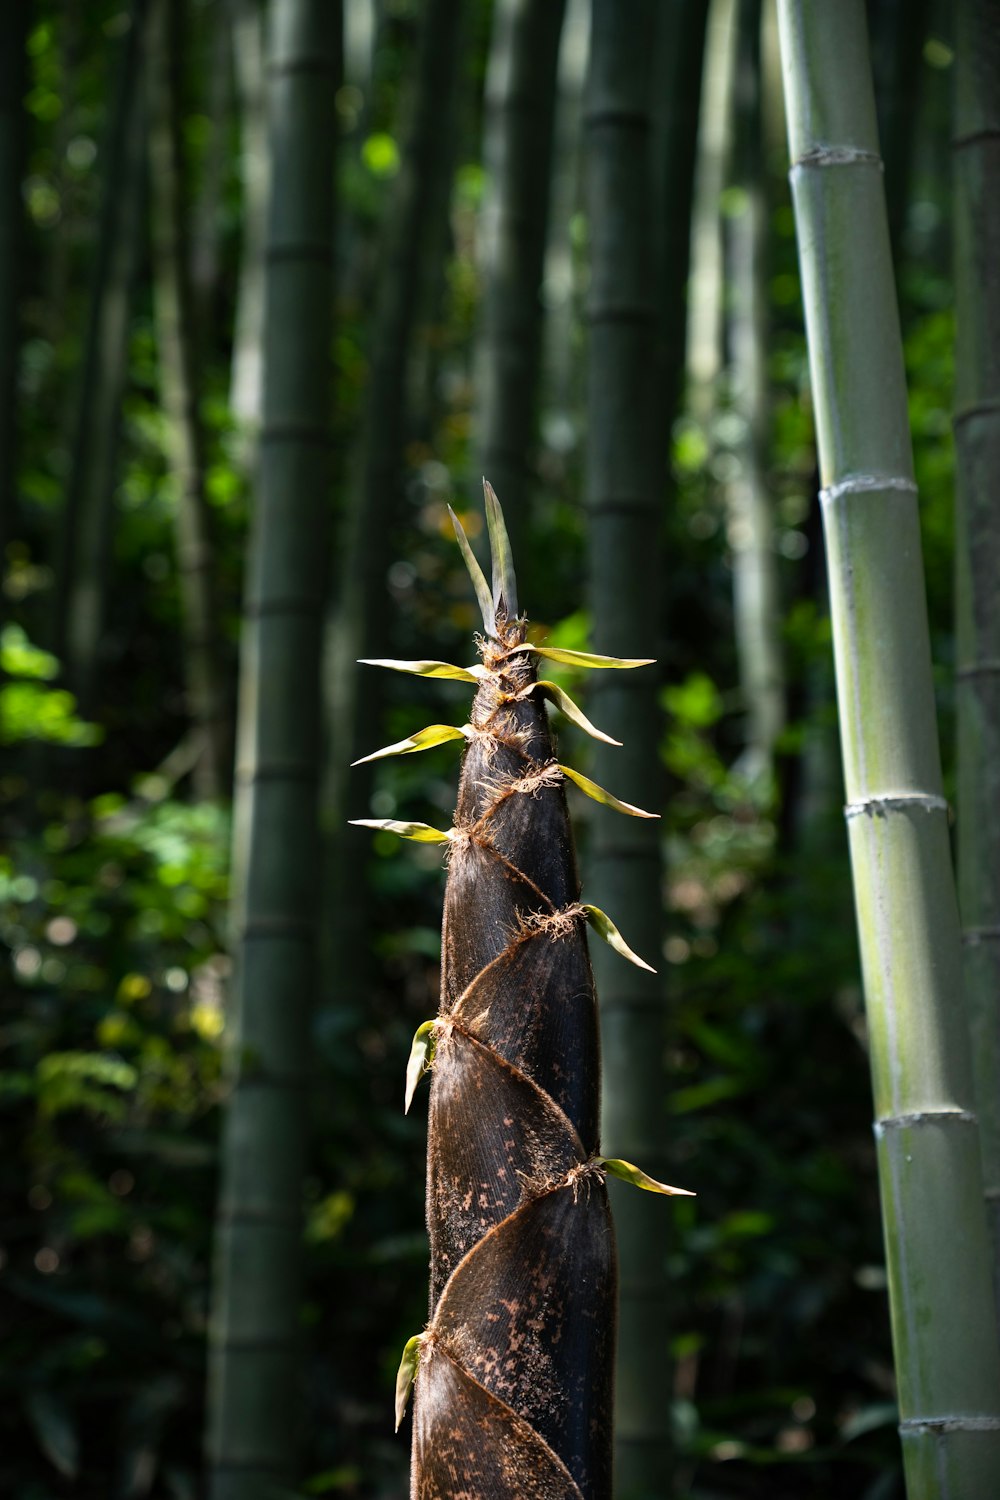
left=415, top=611, right=616, bottom=1500
left=356, top=489, right=629, bottom=1499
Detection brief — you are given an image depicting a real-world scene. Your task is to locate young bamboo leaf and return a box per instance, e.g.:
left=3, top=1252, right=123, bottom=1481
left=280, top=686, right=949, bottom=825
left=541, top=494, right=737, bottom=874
left=483, top=479, right=518, bottom=619
left=352, top=724, right=470, bottom=766
left=405, top=1020, right=437, bottom=1113
left=525, top=645, right=655, bottom=670
left=582, top=904, right=656, bottom=972
left=598, top=1156, right=695, bottom=1197
left=394, top=1332, right=425, bottom=1431
left=358, top=658, right=484, bottom=682
left=533, top=681, right=622, bottom=746
left=559, top=763, right=659, bottom=819
left=448, top=506, right=496, bottom=635
left=349, top=819, right=452, bottom=844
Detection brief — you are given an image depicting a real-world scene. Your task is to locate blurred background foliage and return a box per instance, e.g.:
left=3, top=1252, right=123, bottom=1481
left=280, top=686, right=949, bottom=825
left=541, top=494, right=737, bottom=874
left=0, top=0, right=961, bottom=1495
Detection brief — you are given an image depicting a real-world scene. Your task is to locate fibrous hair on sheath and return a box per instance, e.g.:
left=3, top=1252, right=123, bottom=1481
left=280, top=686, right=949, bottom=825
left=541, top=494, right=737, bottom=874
left=352, top=482, right=688, bottom=1499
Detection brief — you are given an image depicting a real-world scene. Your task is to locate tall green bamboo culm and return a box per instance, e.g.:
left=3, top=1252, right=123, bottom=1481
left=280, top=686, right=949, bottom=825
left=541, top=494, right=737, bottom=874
left=584, top=4, right=669, bottom=1494
left=777, top=3, right=1000, bottom=1492
left=206, top=1, right=337, bottom=1494
left=0, top=2, right=27, bottom=584
left=954, top=0, right=1000, bottom=1320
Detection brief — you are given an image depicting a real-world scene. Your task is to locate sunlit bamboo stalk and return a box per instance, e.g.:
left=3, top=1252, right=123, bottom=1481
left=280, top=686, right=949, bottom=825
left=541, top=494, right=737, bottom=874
left=778, top=2, right=1000, bottom=1491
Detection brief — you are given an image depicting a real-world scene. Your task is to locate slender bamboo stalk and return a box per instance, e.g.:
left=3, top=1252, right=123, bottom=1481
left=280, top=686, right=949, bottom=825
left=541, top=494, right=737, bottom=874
left=726, top=0, right=783, bottom=779
left=954, top=0, right=1000, bottom=1321
left=686, top=0, right=736, bottom=413
left=474, top=0, right=567, bottom=561
left=0, top=2, right=26, bottom=584
left=55, top=0, right=149, bottom=708
left=206, top=2, right=337, bottom=1493
left=323, top=0, right=462, bottom=1008
left=583, top=6, right=669, bottom=1493
left=777, top=3, right=1000, bottom=1491
left=229, top=0, right=268, bottom=437
left=652, top=0, right=709, bottom=455
left=148, top=0, right=229, bottom=799
left=542, top=0, right=589, bottom=423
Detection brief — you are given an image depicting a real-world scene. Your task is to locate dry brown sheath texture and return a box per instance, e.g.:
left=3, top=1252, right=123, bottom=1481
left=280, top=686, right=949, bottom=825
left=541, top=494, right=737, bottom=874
left=353, top=490, right=673, bottom=1499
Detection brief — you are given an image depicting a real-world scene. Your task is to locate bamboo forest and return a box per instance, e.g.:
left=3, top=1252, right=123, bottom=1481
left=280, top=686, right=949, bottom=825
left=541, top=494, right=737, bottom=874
left=5, top=0, right=1000, bottom=1497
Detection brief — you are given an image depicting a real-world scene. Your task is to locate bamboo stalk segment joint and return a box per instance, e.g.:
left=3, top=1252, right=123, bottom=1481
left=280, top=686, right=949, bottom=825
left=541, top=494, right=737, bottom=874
left=791, top=144, right=883, bottom=170
left=819, top=473, right=917, bottom=504
left=899, top=1416, right=1000, bottom=1433
left=844, top=793, right=948, bottom=821
left=874, top=1109, right=978, bottom=1135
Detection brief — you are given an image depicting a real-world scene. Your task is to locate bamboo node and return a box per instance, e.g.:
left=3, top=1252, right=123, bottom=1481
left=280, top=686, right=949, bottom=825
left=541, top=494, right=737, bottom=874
left=874, top=1109, right=978, bottom=1135
left=899, top=1415, right=1000, bottom=1433
left=819, top=473, right=917, bottom=503
left=792, top=144, right=883, bottom=170
left=844, top=793, right=948, bottom=821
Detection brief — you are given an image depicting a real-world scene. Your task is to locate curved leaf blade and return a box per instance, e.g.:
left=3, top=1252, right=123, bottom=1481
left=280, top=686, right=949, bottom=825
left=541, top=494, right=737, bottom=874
left=534, top=681, right=622, bottom=746
left=598, top=1156, right=695, bottom=1196
left=358, top=658, right=482, bottom=683
left=559, top=763, right=659, bottom=819
left=526, top=645, right=655, bottom=670
left=349, top=819, right=452, bottom=845
left=483, top=479, right=518, bottom=619
left=582, top=903, right=656, bottom=972
left=352, top=724, right=469, bottom=767
left=448, top=506, right=496, bottom=635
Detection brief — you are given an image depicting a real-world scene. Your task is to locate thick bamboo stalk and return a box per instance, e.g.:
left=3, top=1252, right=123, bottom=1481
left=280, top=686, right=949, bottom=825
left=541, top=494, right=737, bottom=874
left=954, top=0, right=1000, bottom=1318
left=206, top=2, right=337, bottom=1494
left=583, top=5, right=668, bottom=1493
left=148, top=0, right=229, bottom=799
left=474, top=0, right=567, bottom=561
left=777, top=2, right=1000, bottom=1491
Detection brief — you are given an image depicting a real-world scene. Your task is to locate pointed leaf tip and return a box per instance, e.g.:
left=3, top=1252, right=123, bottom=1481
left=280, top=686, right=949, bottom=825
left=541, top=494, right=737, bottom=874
left=352, top=723, right=469, bottom=766
left=349, top=818, right=452, bottom=844
left=525, top=645, right=656, bottom=670
left=533, top=681, right=622, bottom=746
left=394, top=1333, right=424, bottom=1431
left=598, top=1156, right=695, bottom=1196
left=404, top=1021, right=436, bottom=1113
left=448, top=505, right=496, bottom=635
left=358, top=658, right=482, bottom=683
left=483, top=479, right=518, bottom=620
left=582, top=903, right=656, bottom=972
left=559, top=763, right=659, bottom=819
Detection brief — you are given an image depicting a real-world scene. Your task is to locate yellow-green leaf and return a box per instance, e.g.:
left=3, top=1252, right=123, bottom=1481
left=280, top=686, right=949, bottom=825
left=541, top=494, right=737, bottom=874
left=405, top=1021, right=437, bottom=1113
left=598, top=1156, right=695, bottom=1196
left=349, top=819, right=452, bottom=844
left=449, top=505, right=495, bottom=635
left=394, top=1333, right=424, bottom=1430
left=534, top=681, right=622, bottom=746
left=483, top=479, right=518, bottom=618
left=526, top=645, right=655, bottom=670
left=352, top=724, right=469, bottom=766
left=559, top=763, right=659, bottom=819
left=582, top=904, right=656, bottom=972
left=358, top=658, right=483, bottom=683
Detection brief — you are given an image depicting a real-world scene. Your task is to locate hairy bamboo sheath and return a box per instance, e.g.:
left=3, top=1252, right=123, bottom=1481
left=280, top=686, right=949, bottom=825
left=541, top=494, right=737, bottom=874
left=352, top=483, right=687, bottom=1499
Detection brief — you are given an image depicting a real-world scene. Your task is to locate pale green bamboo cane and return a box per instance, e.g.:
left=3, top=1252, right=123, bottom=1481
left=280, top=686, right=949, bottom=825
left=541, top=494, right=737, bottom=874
left=954, top=0, right=1000, bottom=1323
left=777, top=3, right=1000, bottom=1492
left=584, top=4, right=668, bottom=1493
left=206, top=1, right=337, bottom=1494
